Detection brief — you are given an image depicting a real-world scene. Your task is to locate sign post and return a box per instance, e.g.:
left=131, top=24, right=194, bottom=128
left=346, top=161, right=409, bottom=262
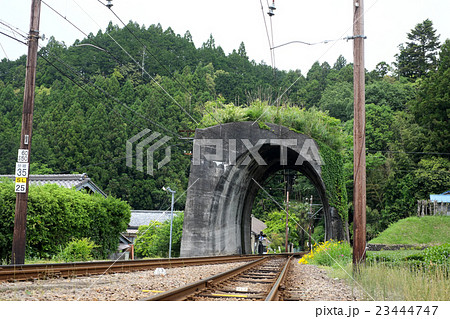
left=11, top=0, right=41, bottom=265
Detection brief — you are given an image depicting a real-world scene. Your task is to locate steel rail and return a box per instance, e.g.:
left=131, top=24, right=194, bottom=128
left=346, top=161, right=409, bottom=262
left=141, top=257, right=269, bottom=301
left=0, top=255, right=262, bottom=282
left=265, top=255, right=292, bottom=301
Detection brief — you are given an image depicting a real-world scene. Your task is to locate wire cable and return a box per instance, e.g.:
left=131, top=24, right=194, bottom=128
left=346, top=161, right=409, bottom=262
left=72, top=0, right=199, bottom=125
left=0, top=30, right=27, bottom=46
left=0, top=19, right=28, bottom=40
left=42, top=46, right=185, bottom=139
left=251, top=177, right=376, bottom=301
left=0, top=41, right=8, bottom=60
left=273, top=0, right=380, bottom=105
left=267, top=0, right=276, bottom=74
left=41, top=0, right=198, bottom=131
left=271, top=38, right=343, bottom=50
left=96, top=0, right=192, bottom=97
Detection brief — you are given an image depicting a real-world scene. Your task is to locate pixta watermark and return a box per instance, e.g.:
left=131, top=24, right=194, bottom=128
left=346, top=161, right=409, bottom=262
left=126, top=129, right=322, bottom=175
left=192, top=138, right=323, bottom=166
left=126, top=129, right=172, bottom=176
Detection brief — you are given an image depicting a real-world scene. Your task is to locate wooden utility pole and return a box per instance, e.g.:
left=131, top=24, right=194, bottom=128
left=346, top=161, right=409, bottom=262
left=352, top=0, right=367, bottom=268
left=11, top=0, right=41, bottom=265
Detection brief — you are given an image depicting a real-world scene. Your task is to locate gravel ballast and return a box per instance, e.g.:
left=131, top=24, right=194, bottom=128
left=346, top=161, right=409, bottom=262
left=0, top=258, right=361, bottom=301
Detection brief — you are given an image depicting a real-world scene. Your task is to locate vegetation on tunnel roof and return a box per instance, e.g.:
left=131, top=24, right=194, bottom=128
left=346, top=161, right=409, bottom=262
left=199, top=99, right=348, bottom=152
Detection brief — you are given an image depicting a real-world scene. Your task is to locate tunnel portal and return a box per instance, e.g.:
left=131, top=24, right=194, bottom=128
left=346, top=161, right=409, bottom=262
left=180, top=122, right=343, bottom=257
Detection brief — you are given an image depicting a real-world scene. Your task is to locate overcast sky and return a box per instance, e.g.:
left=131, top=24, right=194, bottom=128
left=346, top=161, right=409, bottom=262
left=1, top=0, right=449, bottom=75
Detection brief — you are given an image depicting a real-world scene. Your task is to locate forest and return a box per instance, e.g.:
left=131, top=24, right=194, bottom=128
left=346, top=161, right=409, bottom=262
left=0, top=18, right=449, bottom=248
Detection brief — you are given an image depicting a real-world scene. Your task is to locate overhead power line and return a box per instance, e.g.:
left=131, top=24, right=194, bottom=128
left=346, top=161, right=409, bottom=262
left=1, top=19, right=186, bottom=141
left=42, top=0, right=199, bottom=128
left=271, top=38, right=344, bottom=50
left=70, top=0, right=199, bottom=125
left=96, top=0, right=192, bottom=97
left=0, top=31, right=27, bottom=46
left=273, top=0, right=379, bottom=105
left=2, top=30, right=193, bottom=179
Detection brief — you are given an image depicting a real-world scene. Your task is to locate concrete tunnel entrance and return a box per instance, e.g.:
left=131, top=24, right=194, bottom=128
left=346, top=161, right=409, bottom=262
left=180, top=122, right=344, bottom=257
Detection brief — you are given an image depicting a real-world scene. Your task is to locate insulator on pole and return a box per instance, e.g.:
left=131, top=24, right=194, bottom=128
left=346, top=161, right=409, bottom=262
left=106, top=0, right=113, bottom=9
left=268, top=1, right=276, bottom=16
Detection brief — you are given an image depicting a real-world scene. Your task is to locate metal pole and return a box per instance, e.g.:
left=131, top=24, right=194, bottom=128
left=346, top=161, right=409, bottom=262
left=309, top=195, right=313, bottom=251
left=11, top=0, right=42, bottom=265
left=352, top=0, right=367, bottom=268
left=169, top=190, right=174, bottom=258
left=285, top=190, right=289, bottom=253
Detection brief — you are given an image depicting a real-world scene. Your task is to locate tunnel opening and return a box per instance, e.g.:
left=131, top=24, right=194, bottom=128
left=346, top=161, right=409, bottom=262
left=207, top=143, right=331, bottom=255
left=248, top=168, right=325, bottom=254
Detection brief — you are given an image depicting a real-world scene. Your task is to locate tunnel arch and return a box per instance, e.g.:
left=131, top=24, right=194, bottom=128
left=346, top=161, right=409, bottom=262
left=180, top=122, right=344, bottom=257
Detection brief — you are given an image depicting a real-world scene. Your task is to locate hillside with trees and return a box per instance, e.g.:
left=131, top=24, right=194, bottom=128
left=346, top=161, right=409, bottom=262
left=0, top=19, right=449, bottom=249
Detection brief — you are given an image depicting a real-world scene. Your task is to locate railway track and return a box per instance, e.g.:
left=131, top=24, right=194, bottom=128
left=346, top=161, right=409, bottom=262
left=0, top=255, right=263, bottom=282
left=142, top=255, right=295, bottom=301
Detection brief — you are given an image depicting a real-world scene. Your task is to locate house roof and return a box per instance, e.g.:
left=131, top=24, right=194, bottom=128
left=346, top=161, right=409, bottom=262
left=129, top=210, right=182, bottom=229
left=251, top=215, right=267, bottom=235
left=0, top=173, right=107, bottom=198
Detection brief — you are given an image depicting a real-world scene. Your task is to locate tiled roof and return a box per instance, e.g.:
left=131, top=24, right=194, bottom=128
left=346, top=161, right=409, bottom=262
left=0, top=173, right=107, bottom=197
left=129, top=210, right=181, bottom=228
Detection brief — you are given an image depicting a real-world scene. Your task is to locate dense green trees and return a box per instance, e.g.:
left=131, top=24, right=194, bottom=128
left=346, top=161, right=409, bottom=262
left=0, top=18, right=449, bottom=255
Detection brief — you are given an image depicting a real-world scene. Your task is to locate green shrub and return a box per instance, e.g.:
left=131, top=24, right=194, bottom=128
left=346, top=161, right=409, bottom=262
left=58, top=238, right=98, bottom=262
left=410, top=244, right=450, bottom=265
left=0, top=181, right=131, bottom=261
left=299, top=240, right=352, bottom=267
left=135, top=212, right=184, bottom=258
left=367, top=250, right=424, bottom=264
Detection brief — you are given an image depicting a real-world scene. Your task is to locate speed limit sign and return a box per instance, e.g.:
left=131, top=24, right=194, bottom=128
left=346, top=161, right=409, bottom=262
left=15, top=162, right=29, bottom=178
left=15, top=162, right=29, bottom=193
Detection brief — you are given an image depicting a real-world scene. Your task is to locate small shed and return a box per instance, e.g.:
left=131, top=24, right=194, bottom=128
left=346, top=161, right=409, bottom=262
left=430, top=191, right=450, bottom=215
left=109, top=234, right=133, bottom=260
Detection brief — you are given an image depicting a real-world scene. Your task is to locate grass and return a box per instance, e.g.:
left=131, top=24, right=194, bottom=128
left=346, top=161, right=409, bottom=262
left=328, top=262, right=449, bottom=301
left=354, top=263, right=449, bottom=301
left=369, top=216, right=450, bottom=245
left=302, top=240, right=450, bottom=301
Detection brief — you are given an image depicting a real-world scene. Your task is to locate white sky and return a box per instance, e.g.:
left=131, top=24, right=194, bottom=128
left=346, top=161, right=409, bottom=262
left=1, top=0, right=449, bottom=75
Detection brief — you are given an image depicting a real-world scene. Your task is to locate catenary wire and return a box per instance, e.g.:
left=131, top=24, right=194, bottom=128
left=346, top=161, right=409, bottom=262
left=40, top=0, right=197, bottom=134
left=1, top=24, right=187, bottom=141
left=251, top=177, right=376, bottom=301
left=273, top=0, right=380, bottom=105
left=94, top=0, right=223, bottom=128
left=95, top=0, right=193, bottom=97
left=70, top=0, right=199, bottom=125
left=0, top=41, right=8, bottom=60
left=267, top=0, right=276, bottom=74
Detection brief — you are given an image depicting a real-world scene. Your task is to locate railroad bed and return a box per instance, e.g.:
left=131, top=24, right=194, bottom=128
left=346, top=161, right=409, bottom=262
left=0, top=255, right=263, bottom=282
left=0, top=254, right=360, bottom=301
left=144, top=255, right=291, bottom=301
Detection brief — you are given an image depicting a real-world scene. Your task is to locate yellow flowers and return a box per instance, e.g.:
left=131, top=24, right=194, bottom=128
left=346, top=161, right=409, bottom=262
left=298, top=240, right=349, bottom=265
